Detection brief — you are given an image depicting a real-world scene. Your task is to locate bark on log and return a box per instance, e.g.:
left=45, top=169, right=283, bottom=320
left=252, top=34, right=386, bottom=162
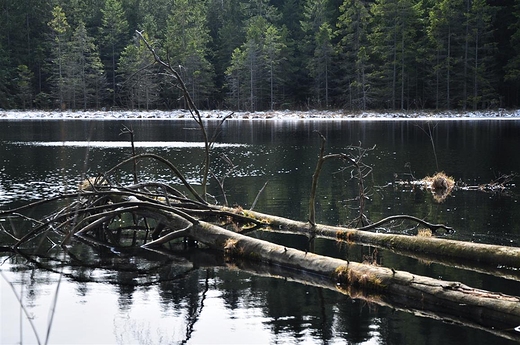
left=235, top=261, right=520, bottom=343
left=172, top=219, right=520, bottom=342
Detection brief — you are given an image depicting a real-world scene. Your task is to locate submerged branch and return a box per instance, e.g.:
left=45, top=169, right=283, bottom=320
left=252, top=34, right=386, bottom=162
left=356, top=214, right=454, bottom=233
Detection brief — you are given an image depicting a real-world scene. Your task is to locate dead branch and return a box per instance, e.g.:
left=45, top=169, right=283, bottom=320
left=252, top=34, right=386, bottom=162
left=136, top=30, right=211, bottom=200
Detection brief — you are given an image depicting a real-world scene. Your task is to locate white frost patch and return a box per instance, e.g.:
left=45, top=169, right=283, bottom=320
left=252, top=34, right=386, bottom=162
left=11, top=140, right=246, bottom=148
left=1, top=108, right=520, bottom=120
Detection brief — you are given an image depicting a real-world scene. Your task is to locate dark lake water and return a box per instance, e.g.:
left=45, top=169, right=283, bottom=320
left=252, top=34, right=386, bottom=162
left=1, top=118, right=520, bottom=344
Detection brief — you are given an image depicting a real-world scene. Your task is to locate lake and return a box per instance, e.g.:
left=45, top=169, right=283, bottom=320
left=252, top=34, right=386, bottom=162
left=1, top=116, right=520, bottom=344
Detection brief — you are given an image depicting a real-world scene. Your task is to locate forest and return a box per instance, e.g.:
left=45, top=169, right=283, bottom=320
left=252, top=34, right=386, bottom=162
left=1, top=0, right=520, bottom=112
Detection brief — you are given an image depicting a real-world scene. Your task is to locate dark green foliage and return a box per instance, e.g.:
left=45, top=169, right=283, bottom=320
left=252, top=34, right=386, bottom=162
left=1, top=0, right=520, bottom=110
left=100, top=0, right=129, bottom=106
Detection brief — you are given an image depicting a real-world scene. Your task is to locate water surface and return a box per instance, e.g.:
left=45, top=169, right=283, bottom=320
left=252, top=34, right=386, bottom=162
left=1, top=118, right=519, bottom=344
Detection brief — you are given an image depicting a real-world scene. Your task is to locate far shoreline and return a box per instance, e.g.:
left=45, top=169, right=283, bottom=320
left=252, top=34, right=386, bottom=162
left=1, top=108, right=520, bottom=121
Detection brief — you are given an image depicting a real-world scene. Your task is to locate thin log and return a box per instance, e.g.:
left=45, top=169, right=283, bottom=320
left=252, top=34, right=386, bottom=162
left=236, top=208, right=520, bottom=269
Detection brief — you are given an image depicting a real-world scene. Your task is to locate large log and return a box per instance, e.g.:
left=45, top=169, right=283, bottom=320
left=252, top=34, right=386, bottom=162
left=176, top=219, right=520, bottom=342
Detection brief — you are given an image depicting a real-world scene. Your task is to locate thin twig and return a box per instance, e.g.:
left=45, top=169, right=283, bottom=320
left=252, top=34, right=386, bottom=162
left=0, top=270, right=42, bottom=345
left=250, top=181, right=269, bottom=211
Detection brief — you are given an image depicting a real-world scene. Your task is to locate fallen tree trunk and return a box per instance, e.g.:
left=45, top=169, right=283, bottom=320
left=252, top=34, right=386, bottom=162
left=163, top=218, right=520, bottom=342
left=234, top=260, right=520, bottom=343
left=237, top=208, right=520, bottom=270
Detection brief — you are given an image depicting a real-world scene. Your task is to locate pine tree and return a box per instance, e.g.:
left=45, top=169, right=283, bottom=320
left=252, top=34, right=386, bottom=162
left=226, top=47, right=247, bottom=109
left=427, top=0, right=467, bottom=109
left=243, top=16, right=267, bottom=111
left=241, top=0, right=281, bottom=23
left=427, top=0, right=497, bottom=110
left=207, top=0, right=247, bottom=108
left=225, top=13, right=287, bottom=111
left=278, top=0, right=307, bottom=108
left=1, top=0, right=53, bottom=107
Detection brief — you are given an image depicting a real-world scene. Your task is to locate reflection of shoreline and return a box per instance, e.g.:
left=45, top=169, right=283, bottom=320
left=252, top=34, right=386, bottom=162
left=1, top=109, right=520, bottom=120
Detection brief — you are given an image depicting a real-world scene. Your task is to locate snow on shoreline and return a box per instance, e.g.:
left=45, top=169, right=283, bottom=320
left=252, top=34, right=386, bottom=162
left=1, top=109, right=520, bottom=120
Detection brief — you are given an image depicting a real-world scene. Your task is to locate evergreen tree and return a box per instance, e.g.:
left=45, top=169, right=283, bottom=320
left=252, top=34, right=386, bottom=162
left=241, top=0, right=281, bottom=23
left=165, top=0, right=215, bottom=109
left=60, top=0, right=89, bottom=27
left=0, top=42, right=13, bottom=108
left=139, top=0, right=171, bottom=37
left=100, top=0, right=129, bottom=106
left=464, top=0, right=498, bottom=109
left=1, top=0, right=53, bottom=106
left=15, top=64, right=34, bottom=109
left=47, top=5, right=71, bottom=108
left=336, top=0, right=372, bottom=110
left=227, top=16, right=266, bottom=111
left=0, top=0, right=518, bottom=109
left=68, top=21, right=106, bottom=109
left=278, top=0, right=308, bottom=108
left=428, top=0, right=497, bottom=109
left=504, top=1, right=520, bottom=96
left=207, top=0, right=247, bottom=108
left=369, top=0, right=421, bottom=110
left=428, top=0, right=468, bottom=109
left=226, top=13, right=287, bottom=111
left=118, top=33, right=159, bottom=109
left=264, top=23, right=288, bottom=110
left=301, top=0, right=334, bottom=108
left=226, top=47, right=247, bottom=109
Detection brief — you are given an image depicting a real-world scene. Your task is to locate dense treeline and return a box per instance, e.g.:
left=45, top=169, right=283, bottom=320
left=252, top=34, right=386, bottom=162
left=1, top=0, right=520, bottom=111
